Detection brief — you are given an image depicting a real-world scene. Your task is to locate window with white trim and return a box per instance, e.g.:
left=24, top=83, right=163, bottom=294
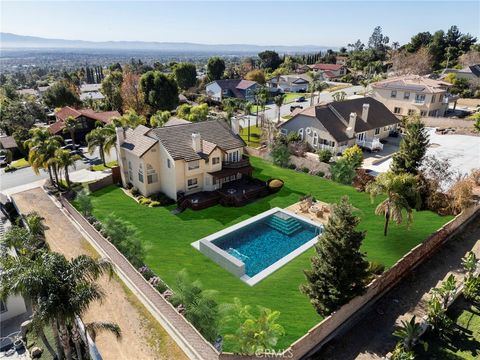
left=390, top=90, right=397, bottom=98
left=146, top=164, right=158, bottom=184
left=404, top=92, right=410, bottom=100
left=188, top=160, right=199, bottom=170
left=128, top=161, right=133, bottom=182
left=298, top=128, right=304, bottom=140
left=212, top=157, right=220, bottom=165
left=187, top=178, right=198, bottom=189
left=394, top=107, right=402, bottom=114
left=138, top=163, right=144, bottom=183
left=375, top=128, right=380, bottom=135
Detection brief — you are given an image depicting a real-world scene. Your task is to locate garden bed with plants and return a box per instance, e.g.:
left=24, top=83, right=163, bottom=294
left=77, top=156, right=451, bottom=351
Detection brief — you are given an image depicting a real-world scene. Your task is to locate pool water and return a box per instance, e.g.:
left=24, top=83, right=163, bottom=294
left=212, top=212, right=319, bottom=277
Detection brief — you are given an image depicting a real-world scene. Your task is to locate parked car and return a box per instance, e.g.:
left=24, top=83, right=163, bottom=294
left=295, top=96, right=306, bottom=102
left=0, top=154, right=6, bottom=167
left=290, top=105, right=303, bottom=112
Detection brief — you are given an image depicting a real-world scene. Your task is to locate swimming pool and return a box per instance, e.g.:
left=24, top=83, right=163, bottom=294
left=192, top=208, right=322, bottom=286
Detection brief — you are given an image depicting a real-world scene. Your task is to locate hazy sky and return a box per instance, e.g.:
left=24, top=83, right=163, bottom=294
left=1, top=1, right=479, bottom=46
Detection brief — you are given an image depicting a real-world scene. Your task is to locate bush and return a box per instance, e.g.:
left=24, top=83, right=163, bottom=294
left=271, top=141, right=290, bottom=167
left=268, top=179, right=284, bottom=191
left=4, top=165, right=16, bottom=173
left=342, top=145, right=363, bottom=169
left=131, top=187, right=140, bottom=196
left=76, top=190, right=93, bottom=217
left=150, top=192, right=175, bottom=206
left=316, top=171, right=325, bottom=177
left=301, top=167, right=310, bottom=173
left=138, top=197, right=152, bottom=206
left=154, top=281, right=168, bottom=294
left=288, top=141, right=309, bottom=157
left=126, top=183, right=133, bottom=190
left=317, top=149, right=332, bottom=163
left=353, top=169, right=375, bottom=192
left=287, top=163, right=296, bottom=170
left=365, top=261, right=385, bottom=283
left=330, top=158, right=356, bottom=185
left=464, top=276, right=480, bottom=302
left=149, top=201, right=161, bottom=207
left=287, top=132, right=301, bottom=143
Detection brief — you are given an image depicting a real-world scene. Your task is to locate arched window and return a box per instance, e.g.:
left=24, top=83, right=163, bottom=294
left=298, top=128, right=304, bottom=141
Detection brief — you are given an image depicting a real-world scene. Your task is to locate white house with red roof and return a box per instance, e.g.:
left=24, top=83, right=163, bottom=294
left=308, top=63, right=348, bottom=79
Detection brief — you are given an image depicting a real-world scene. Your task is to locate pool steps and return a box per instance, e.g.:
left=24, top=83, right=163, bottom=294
left=265, top=214, right=302, bottom=235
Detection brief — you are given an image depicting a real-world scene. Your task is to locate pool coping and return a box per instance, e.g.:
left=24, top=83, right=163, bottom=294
left=191, top=207, right=323, bottom=286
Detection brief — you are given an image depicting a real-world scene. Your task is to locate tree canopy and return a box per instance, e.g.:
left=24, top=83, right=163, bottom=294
left=43, top=81, right=80, bottom=108
left=207, top=57, right=226, bottom=81
left=173, top=63, right=197, bottom=90
left=140, top=71, right=179, bottom=112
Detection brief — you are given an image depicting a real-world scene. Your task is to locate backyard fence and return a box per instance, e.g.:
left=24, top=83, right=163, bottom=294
left=87, top=174, right=114, bottom=193
left=58, top=196, right=219, bottom=360
left=58, top=192, right=480, bottom=360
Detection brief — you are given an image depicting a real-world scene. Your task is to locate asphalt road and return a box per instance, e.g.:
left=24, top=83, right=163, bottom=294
left=0, top=147, right=116, bottom=191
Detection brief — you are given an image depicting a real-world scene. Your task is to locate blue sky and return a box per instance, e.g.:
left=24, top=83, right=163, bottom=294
left=1, top=1, right=479, bottom=46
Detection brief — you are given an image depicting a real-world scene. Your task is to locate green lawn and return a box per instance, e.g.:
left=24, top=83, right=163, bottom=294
left=87, top=157, right=451, bottom=350
left=416, top=297, right=480, bottom=359
left=11, top=158, right=30, bottom=169
left=240, top=125, right=263, bottom=147
left=90, top=160, right=118, bottom=171
left=283, top=92, right=311, bottom=104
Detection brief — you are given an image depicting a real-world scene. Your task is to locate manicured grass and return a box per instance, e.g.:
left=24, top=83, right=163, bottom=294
left=26, top=326, right=56, bottom=360
left=87, top=157, right=452, bottom=350
left=240, top=125, right=263, bottom=148
left=91, top=160, right=118, bottom=171
left=11, top=158, right=29, bottom=169
left=416, top=297, right=480, bottom=359
left=283, top=92, right=311, bottom=104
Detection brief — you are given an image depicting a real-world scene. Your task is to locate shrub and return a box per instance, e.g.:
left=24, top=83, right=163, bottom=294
left=76, top=189, right=93, bottom=216
left=268, top=179, right=284, bottom=191
left=154, top=281, right=168, bottom=294
left=288, top=141, right=309, bottom=157
left=464, top=276, right=480, bottom=302
left=149, top=201, right=161, bottom=207
left=317, top=149, right=332, bottom=163
left=330, top=158, right=356, bottom=185
left=287, top=163, right=296, bottom=170
left=150, top=192, right=175, bottom=206
left=4, top=165, right=15, bottom=173
left=353, top=169, right=375, bottom=192
left=126, top=183, right=133, bottom=190
left=301, top=167, right=310, bottom=173
left=365, top=261, right=385, bottom=283
left=139, top=197, right=152, bottom=206
left=271, top=141, right=290, bottom=167
left=287, top=132, right=301, bottom=143
left=342, top=145, right=363, bottom=169
left=131, top=187, right=140, bottom=196
left=316, top=171, right=325, bottom=177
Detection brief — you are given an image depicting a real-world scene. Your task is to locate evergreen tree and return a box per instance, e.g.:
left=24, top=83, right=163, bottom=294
left=391, top=116, right=429, bottom=175
left=301, top=196, right=368, bottom=316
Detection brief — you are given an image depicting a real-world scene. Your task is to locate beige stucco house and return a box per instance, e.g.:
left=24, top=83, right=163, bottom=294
left=371, top=76, right=456, bottom=117
left=278, top=97, right=399, bottom=153
left=116, top=120, right=250, bottom=200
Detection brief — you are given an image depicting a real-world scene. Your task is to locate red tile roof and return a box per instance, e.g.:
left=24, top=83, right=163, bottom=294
left=79, top=109, right=120, bottom=124
left=50, top=107, right=120, bottom=134
left=309, top=63, right=344, bottom=71
left=48, top=121, right=66, bottom=135
left=55, top=106, right=82, bottom=121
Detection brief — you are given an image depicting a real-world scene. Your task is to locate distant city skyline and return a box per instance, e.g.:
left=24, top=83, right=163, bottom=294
left=1, top=1, right=479, bottom=47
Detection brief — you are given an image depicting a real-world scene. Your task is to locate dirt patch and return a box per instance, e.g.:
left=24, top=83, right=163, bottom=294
left=315, top=214, right=480, bottom=360
left=12, top=188, right=186, bottom=360
left=421, top=117, right=479, bottom=136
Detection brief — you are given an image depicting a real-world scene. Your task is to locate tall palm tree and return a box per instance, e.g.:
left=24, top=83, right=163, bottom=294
left=63, top=116, right=78, bottom=149
left=308, top=71, right=322, bottom=106
left=315, top=81, right=329, bottom=104
left=274, top=94, right=286, bottom=123
left=85, top=321, right=122, bottom=342
left=86, top=125, right=116, bottom=166
left=366, top=171, right=419, bottom=236
left=243, top=101, right=253, bottom=143
left=55, top=149, right=81, bottom=188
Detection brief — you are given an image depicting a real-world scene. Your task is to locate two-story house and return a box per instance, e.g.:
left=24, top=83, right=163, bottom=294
left=206, top=79, right=259, bottom=102
left=371, top=76, right=456, bottom=117
left=49, top=106, right=120, bottom=142
left=116, top=120, right=250, bottom=200
left=308, top=63, right=348, bottom=79
left=267, top=75, right=310, bottom=93
left=278, top=97, right=399, bottom=153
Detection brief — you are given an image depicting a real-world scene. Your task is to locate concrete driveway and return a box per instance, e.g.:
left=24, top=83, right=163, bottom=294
left=365, top=128, right=480, bottom=180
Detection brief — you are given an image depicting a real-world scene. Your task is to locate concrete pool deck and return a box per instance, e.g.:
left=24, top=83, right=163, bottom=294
left=191, top=207, right=323, bottom=286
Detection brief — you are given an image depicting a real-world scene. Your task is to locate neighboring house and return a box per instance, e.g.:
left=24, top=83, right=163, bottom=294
left=206, top=79, right=259, bottom=102
left=79, top=83, right=104, bottom=101
left=371, top=75, right=457, bottom=117
left=308, top=63, right=348, bottom=79
left=16, top=88, right=39, bottom=97
left=37, top=85, right=50, bottom=97
left=267, top=75, right=310, bottom=93
left=49, top=106, right=120, bottom=142
left=335, top=55, right=349, bottom=66
left=278, top=97, right=399, bottom=153
left=442, top=64, right=480, bottom=82
left=116, top=120, right=250, bottom=200
left=0, top=136, right=18, bottom=153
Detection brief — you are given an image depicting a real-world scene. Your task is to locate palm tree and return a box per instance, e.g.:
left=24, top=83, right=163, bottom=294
left=55, top=149, right=81, bottom=188
left=243, top=101, right=253, bottom=143
left=85, top=321, right=122, bottom=342
left=308, top=71, right=322, bottom=106
left=315, top=81, right=329, bottom=104
left=274, top=94, right=286, bottom=123
left=392, top=316, right=423, bottom=352
left=63, top=116, right=78, bottom=148
left=86, top=125, right=116, bottom=166
left=366, top=171, right=419, bottom=236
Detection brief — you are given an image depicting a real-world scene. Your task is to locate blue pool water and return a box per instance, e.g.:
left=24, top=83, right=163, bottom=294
left=212, top=212, right=320, bottom=277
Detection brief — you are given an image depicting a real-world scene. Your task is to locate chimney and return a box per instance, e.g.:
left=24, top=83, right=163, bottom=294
left=231, top=117, right=240, bottom=135
left=115, top=126, right=125, bottom=145
left=362, top=103, right=370, bottom=122
left=346, top=112, right=356, bottom=138
left=191, top=132, right=202, bottom=153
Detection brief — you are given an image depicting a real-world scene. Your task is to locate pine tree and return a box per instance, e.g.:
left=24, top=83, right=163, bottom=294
left=391, top=116, right=429, bottom=175
left=301, top=196, right=369, bottom=316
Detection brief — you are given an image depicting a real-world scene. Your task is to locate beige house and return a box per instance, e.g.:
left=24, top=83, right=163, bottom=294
left=371, top=76, right=456, bottom=117
left=278, top=97, right=399, bottom=153
left=116, top=120, right=250, bottom=200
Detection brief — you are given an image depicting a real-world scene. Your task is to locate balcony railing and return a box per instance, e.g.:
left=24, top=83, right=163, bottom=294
left=222, top=158, right=250, bottom=169
left=356, top=137, right=383, bottom=151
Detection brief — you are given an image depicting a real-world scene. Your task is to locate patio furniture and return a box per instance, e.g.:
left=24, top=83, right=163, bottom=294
left=316, top=210, right=324, bottom=219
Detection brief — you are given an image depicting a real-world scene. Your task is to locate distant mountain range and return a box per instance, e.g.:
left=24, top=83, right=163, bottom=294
left=0, top=32, right=332, bottom=53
